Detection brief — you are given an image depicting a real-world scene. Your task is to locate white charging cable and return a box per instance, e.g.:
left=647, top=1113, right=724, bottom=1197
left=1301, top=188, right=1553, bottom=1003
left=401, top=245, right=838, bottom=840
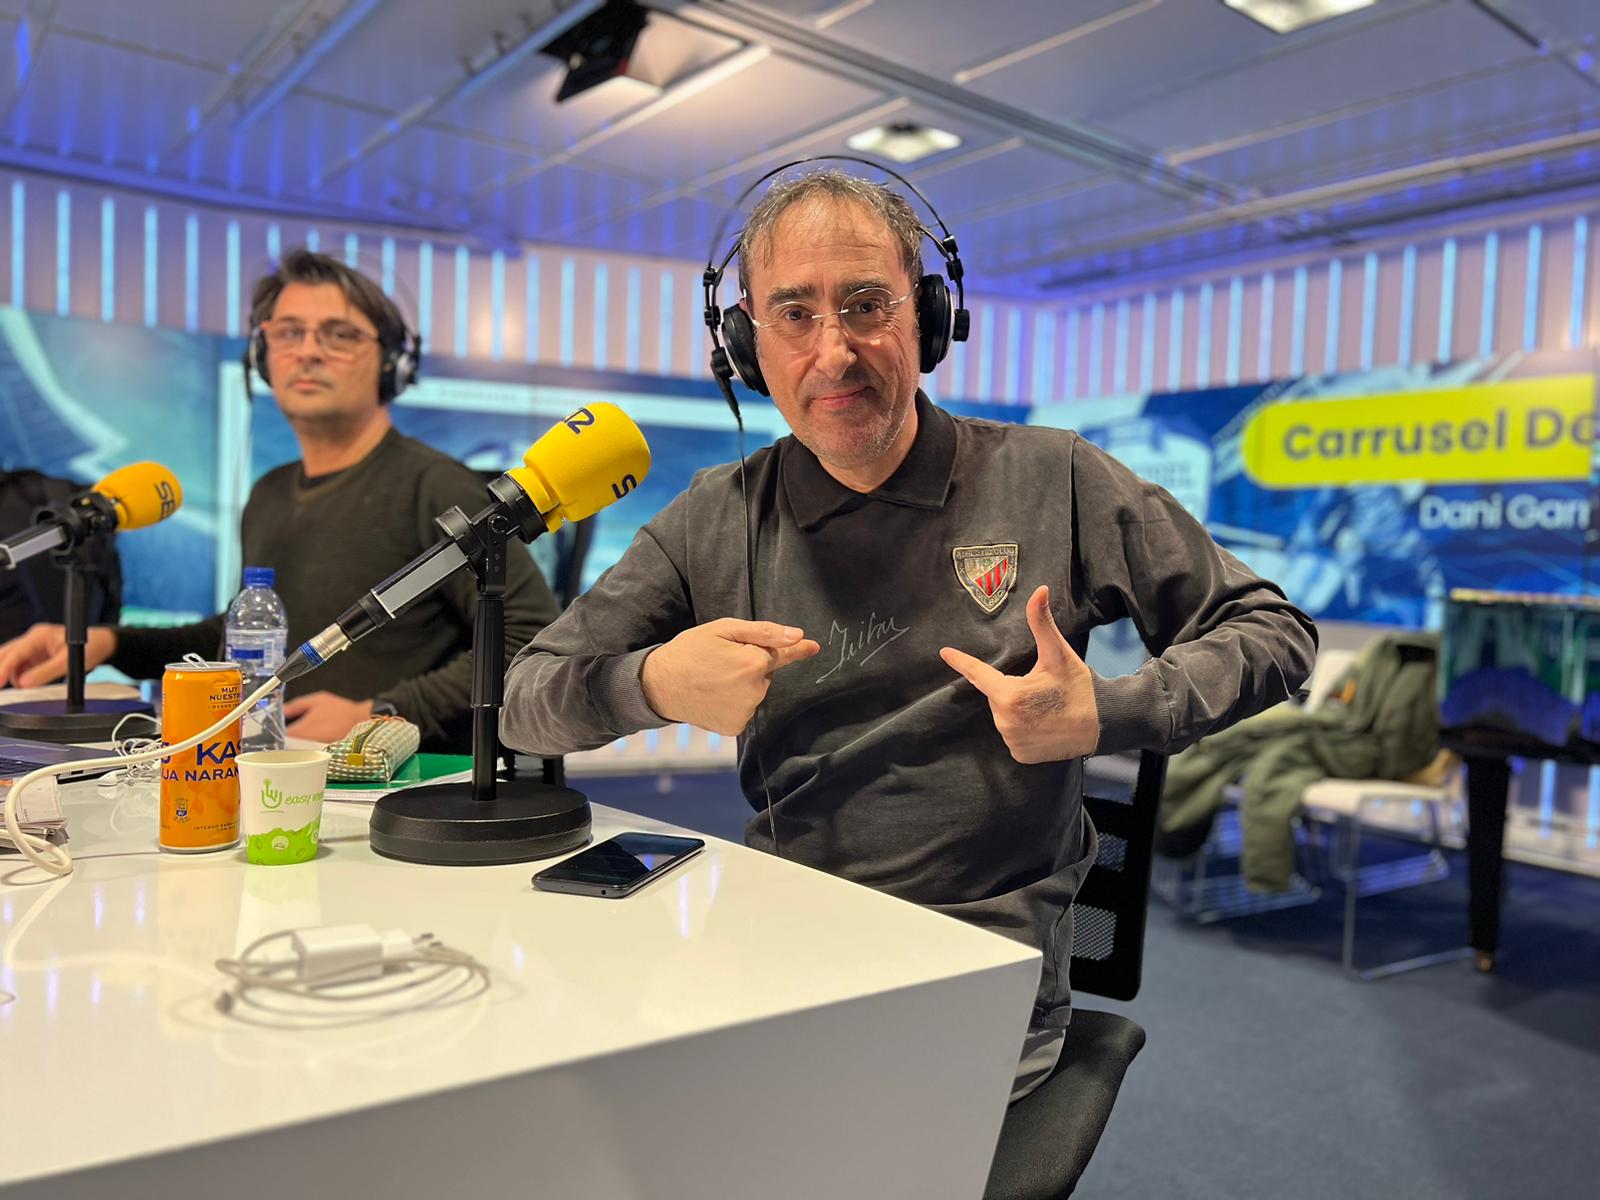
left=214, top=924, right=489, bottom=1021
left=2, top=675, right=282, bottom=877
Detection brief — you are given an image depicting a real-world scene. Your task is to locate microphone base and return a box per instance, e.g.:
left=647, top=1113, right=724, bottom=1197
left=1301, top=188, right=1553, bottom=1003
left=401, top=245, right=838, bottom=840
left=368, top=778, right=592, bottom=866
left=0, top=698, right=156, bottom=743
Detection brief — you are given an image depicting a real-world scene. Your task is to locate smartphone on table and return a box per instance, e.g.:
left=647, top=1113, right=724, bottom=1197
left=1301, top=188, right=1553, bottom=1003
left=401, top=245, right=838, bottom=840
left=532, top=832, right=706, bottom=898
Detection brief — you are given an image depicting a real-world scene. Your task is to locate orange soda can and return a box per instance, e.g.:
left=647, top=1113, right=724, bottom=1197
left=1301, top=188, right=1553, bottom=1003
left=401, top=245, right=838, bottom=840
left=159, top=661, right=243, bottom=852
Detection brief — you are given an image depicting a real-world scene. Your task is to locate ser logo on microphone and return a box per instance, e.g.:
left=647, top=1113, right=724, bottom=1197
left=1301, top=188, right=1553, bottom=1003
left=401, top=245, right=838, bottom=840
left=611, top=474, right=637, bottom=500
left=156, top=480, right=179, bottom=519
left=563, top=408, right=597, bottom=435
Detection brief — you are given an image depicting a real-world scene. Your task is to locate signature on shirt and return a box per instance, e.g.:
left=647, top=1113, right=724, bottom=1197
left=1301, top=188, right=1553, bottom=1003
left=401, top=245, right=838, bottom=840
left=817, top=612, right=910, bottom=683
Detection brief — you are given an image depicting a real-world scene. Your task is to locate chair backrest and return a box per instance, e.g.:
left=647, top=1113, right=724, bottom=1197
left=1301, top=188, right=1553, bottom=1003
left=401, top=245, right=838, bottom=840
left=1070, top=748, right=1167, bottom=1002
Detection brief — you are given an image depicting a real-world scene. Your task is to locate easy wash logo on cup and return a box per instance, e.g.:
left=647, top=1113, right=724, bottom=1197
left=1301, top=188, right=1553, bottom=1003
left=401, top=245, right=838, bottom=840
left=1240, top=375, right=1595, bottom=487
left=261, top=777, right=323, bottom=811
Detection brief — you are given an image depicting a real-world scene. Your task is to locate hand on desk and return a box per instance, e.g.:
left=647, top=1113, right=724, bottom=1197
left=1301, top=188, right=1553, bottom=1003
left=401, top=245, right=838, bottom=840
left=940, top=585, right=1100, bottom=764
left=284, top=692, right=374, bottom=743
left=641, top=619, right=820, bottom=736
left=0, top=623, right=117, bottom=688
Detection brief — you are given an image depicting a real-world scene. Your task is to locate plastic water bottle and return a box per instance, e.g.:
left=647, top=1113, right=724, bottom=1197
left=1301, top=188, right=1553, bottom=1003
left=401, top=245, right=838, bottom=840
left=225, top=566, right=288, bottom=753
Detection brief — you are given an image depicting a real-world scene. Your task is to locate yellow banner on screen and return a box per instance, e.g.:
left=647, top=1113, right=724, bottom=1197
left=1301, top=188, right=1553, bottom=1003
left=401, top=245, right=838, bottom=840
left=1240, top=375, right=1597, bottom=487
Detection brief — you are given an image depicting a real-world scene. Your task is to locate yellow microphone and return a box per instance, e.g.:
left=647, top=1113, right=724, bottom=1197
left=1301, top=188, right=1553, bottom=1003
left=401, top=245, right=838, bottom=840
left=278, top=405, right=652, bottom=683
left=0, top=461, right=183, bottom=570
left=504, top=402, right=651, bottom=533
left=90, top=461, right=184, bottom=530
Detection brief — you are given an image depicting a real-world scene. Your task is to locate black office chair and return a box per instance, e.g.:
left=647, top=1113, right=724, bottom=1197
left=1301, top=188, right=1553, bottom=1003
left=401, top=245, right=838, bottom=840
left=984, top=749, right=1167, bottom=1200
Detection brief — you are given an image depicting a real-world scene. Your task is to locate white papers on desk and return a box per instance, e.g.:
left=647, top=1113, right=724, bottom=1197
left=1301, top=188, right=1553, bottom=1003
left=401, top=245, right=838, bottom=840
left=0, top=774, right=67, bottom=847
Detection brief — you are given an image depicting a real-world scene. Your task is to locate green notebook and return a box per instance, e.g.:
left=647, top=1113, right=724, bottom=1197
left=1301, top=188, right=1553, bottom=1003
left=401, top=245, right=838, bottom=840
left=324, top=753, right=474, bottom=802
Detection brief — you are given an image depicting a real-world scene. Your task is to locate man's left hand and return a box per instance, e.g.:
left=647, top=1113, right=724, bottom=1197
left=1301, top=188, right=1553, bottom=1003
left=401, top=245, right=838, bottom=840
left=283, top=692, right=374, bottom=744
left=940, top=585, right=1100, bottom=764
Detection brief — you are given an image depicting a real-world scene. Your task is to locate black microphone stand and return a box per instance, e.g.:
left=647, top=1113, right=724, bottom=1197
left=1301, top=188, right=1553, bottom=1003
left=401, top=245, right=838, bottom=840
left=367, top=480, right=591, bottom=866
left=0, top=498, right=155, bottom=743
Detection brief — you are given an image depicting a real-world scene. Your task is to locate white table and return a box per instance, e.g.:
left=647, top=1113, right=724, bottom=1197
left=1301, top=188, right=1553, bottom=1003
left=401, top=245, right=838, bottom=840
left=1, top=780, right=1040, bottom=1198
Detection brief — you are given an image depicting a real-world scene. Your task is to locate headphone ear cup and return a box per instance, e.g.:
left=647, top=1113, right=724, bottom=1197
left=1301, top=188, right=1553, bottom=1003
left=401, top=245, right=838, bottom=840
left=915, top=274, right=953, bottom=374
left=721, top=307, right=769, bottom=397
left=378, top=335, right=421, bottom=404
left=247, top=328, right=272, bottom=388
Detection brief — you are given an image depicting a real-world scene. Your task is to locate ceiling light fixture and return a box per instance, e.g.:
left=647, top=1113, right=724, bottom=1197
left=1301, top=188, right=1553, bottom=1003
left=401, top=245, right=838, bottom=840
left=540, top=0, right=651, bottom=103
left=845, top=121, right=962, bottom=164
left=1221, top=0, right=1377, bottom=35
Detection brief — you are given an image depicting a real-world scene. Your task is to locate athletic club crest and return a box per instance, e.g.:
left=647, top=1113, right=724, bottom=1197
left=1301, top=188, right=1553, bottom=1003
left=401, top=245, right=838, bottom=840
left=952, top=544, right=1019, bottom=614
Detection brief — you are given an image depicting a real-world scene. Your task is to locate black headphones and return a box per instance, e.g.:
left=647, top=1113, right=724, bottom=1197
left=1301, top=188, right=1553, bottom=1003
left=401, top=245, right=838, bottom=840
left=243, top=313, right=423, bottom=405
left=702, top=155, right=970, bottom=419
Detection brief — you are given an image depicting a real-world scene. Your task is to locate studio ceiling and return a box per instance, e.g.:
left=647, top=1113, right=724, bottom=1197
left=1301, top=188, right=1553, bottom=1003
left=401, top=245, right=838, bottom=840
left=0, top=0, right=1596, bottom=296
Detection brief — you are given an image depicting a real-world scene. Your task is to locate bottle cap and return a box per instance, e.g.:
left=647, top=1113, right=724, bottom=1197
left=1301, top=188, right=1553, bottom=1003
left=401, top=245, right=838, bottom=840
left=243, top=566, right=276, bottom=588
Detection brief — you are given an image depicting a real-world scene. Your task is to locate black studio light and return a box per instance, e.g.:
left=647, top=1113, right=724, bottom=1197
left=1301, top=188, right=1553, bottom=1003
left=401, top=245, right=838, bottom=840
left=540, top=0, right=651, bottom=103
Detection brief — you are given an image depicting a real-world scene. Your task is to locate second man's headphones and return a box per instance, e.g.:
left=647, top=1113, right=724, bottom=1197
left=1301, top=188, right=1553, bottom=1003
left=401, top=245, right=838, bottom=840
left=702, top=155, right=971, bottom=417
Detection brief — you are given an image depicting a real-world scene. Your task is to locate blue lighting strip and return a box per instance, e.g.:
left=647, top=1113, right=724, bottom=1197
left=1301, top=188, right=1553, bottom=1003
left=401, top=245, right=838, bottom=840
left=490, top=250, right=505, bottom=361
left=593, top=262, right=609, bottom=368
left=377, top=236, right=393, bottom=299
left=1523, top=223, right=1541, bottom=350
left=1397, top=245, right=1417, bottom=365
left=978, top=304, right=996, bottom=395
left=417, top=242, right=433, bottom=346
left=10, top=181, right=24, bottom=307
left=1258, top=272, right=1274, bottom=381
left=657, top=270, right=673, bottom=372
left=1086, top=303, right=1103, bottom=396
left=1290, top=266, right=1307, bottom=375
left=1571, top=216, right=1589, bottom=349
left=1438, top=237, right=1457, bottom=361
left=1539, top=760, right=1555, bottom=836
left=454, top=246, right=469, bottom=356
left=1112, top=299, right=1129, bottom=394
left=559, top=257, right=575, bottom=367
left=1195, top=282, right=1213, bottom=388
left=306, top=228, right=320, bottom=252
left=1140, top=293, right=1156, bottom=391
left=267, top=223, right=281, bottom=265
left=1479, top=231, right=1498, bottom=357
left=226, top=219, right=240, bottom=336
left=1360, top=252, right=1378, bottom=370
left=1004, top=308, right=1022, bottom=401
left=55, top=190, right=70, bottom=316
left=1588, top=766, right=1599, bottom=849
left=1324, top=258, right=1342, bottom=374
left=381, top=237, right=395, bottom=296
left=1167, top=290, right=1184, bottom=392
left=1031, top=310, right=1055, bottom=401
left=526, top=257, right=541, bottom=363
left=184, top=213, right=199, bottom=332
left=1225, top=276, right=1242, bottom=385
left=691, top=294, right=706, bottom=380
left=143, top=206, right=157, bottom=328
left=625, top=267, right=641, bottom=373
left=1064, top=309, right=1079, bottom=400
left=345, top=233, right=359, bottom=268
left=949, top=332, right=969, bottom=399
left=100, top=198, right=114, bottom=322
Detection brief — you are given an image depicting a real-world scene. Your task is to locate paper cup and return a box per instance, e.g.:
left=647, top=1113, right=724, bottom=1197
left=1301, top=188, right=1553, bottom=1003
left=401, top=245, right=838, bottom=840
left=238, top=750, right=330, bottom=866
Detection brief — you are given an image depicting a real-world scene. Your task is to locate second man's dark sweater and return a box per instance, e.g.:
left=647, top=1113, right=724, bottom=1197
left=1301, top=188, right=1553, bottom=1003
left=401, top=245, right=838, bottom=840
left=111, top=428, right=562, bottom=751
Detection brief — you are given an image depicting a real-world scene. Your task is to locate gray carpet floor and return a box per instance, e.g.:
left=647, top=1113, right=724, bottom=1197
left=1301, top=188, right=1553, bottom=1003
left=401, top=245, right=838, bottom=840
left=580, top=770, right=1600, bottom=1200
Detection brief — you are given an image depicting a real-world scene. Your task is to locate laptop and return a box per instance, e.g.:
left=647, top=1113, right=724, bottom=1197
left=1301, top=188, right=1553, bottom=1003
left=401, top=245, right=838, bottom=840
left=0, top=736, right=118, bottom=782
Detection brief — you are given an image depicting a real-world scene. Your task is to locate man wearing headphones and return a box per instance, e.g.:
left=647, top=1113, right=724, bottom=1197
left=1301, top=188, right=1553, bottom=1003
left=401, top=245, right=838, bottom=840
left=0, top=248, right=561, bottom=750
left=499, top=169, right=1316, bottom=1098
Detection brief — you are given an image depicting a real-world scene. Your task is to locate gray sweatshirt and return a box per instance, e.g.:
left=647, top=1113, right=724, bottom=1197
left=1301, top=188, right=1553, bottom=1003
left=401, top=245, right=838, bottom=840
left=502, top=395, right=1315, bottom=1024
